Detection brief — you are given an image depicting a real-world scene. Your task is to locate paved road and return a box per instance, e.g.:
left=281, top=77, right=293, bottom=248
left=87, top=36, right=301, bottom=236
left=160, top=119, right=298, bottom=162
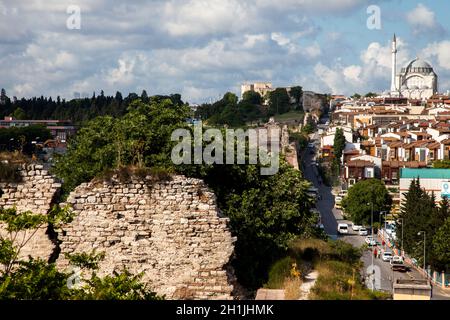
left=302, top=139, right=450, bottom=299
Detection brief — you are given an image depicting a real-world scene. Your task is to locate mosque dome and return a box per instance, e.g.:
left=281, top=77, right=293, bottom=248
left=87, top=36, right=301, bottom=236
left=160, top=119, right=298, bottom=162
left=401, top=58, right=434, bottom=74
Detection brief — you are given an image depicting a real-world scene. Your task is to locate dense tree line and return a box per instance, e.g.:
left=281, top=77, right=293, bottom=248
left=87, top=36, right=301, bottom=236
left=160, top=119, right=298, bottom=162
left=398, top=179, right=450, bottom=272
left=0, top=88, right=184, bottom=125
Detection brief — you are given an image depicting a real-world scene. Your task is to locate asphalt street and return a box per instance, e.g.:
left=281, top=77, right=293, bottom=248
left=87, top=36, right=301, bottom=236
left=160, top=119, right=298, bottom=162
left=302, top=135, right=450, bottom=299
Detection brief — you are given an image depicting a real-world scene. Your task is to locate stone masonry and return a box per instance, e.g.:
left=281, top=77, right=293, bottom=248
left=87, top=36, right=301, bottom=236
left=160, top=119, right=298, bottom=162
left=0, top=164, right=61, bottom=261
left=56, top=175, right=236, bottom=300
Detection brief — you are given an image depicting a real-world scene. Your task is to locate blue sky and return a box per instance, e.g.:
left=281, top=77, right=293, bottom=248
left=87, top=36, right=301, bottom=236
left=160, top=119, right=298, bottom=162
left=0, top=0, right=449, bottom=104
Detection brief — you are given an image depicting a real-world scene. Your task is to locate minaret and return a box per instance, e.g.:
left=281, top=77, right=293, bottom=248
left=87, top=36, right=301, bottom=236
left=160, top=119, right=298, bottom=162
left=391, top=34, right=397, bottom=93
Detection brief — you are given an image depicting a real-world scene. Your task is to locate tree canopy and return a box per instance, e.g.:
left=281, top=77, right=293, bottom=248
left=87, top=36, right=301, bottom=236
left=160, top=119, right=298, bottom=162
left=54, top=99, right=190, bottom=193
left=341, top=179, right=392, bottom=225
left=333, top=128, right=346, bottom=162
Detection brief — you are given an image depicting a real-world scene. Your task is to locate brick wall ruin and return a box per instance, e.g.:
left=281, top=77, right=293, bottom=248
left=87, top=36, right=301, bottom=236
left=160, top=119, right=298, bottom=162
left=0, top=164, right=61, bottom=260
left=0, top=167, right=237, bottom=300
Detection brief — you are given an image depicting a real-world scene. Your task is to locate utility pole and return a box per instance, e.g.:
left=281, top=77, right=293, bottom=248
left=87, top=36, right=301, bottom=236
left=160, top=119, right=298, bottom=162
left=401, top=219, right=404, bottom=257
left=418, top=231, right=426, bottom=275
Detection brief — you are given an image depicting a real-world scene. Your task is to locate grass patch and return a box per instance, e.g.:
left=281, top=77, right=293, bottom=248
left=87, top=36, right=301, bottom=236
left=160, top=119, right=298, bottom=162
left=283, top=277, right=302, bottom=300
left=269, top=238, right=390, bottom=300
left=310, top=260, right=390, bottom=300
left=274, top=111, right=304, bottom=122
left=265, top=257, right=297, bottom=289
left=288, top=238, right=362, bottom=266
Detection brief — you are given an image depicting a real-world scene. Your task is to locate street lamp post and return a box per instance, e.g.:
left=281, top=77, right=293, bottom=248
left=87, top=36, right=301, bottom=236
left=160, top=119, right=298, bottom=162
left=398, top=218, right=404, bottom=257
left=418, top=231, right=426, bottom=274
left=369, top=197, right=375, bottom=292
left=380, top=211, right=388, bottom=251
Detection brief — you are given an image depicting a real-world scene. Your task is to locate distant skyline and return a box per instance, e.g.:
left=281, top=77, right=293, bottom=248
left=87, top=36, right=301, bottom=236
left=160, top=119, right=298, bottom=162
left=1, top=0, right=449, bottom=104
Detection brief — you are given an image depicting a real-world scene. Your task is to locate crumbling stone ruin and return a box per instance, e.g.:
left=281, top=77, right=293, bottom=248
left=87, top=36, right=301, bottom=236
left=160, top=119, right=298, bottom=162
left=0, top=166, right=237, bottom=300
left=0, top=164, right=61, bottom=260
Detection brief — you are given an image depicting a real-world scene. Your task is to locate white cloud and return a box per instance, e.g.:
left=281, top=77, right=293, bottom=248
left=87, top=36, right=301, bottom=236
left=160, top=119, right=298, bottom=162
left=1, top=0, right=447, bottom=103
left=422, top=41, right=450, bottom=70
left=107, top=58, right=137, bottom=86
left=406, top=4, right=445, bottom=35
left=163, top=0, right=251, bottom=37
left=343, top=65, right=362, bottom=83
left=271, top=33, right=291, bottom=46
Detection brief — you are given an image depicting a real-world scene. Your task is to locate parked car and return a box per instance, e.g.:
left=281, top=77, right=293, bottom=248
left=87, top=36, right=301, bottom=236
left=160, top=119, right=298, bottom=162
left=335, top=196, right=343, bottom=209
left=382, top=251, right=393, bottom=262
left=338, top=223, right=349, bottom=234
left=359, top=228, right=368, bottom=236
left=352, top=224, right=362, bottom=231
left=365, top=236, right=377, bottom=246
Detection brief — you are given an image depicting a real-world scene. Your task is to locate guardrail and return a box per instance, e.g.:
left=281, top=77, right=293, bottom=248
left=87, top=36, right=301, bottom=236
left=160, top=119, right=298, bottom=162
left=378, top=229, right=449, bottom=290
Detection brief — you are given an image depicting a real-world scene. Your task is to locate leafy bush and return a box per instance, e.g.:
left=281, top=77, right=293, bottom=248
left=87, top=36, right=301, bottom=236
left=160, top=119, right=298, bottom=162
left=265, top=257, right=298, bottom=289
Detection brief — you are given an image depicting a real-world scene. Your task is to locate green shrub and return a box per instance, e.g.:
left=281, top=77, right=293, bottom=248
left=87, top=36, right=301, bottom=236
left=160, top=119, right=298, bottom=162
left=265, top=257, right=297, bottom=289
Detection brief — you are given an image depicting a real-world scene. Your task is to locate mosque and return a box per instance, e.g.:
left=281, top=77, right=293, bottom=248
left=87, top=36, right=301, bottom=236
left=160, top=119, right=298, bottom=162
left=390, top=34, right=438, bottom=100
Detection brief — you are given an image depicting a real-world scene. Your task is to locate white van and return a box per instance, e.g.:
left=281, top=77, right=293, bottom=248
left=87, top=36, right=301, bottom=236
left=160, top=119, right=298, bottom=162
left=338, top=223, right=349, bottom=234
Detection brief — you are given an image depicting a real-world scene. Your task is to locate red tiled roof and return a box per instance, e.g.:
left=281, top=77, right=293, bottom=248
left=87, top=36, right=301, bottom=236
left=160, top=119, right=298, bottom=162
left=346, top=160, right=375, bottom=168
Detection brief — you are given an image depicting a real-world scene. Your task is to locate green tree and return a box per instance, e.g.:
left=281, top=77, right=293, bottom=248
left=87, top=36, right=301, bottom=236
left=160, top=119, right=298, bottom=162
left=341, top=179, right=392, bottom=225
left=397, top=179, right=436, bottom=266
left=333, top=128, right=346, bottom=163
left=268, top=88, right=291, bottom=116
left=11, top=107, right=27, bottom=120
left=289, top=86, right=303, bottom=110
left=141, top=90, right=149, bottom=103
left=54, top=99, right=190, bottom=193
left=432, top=217, right=450, bottom=272
left=242, top=91, right=262, bottom=105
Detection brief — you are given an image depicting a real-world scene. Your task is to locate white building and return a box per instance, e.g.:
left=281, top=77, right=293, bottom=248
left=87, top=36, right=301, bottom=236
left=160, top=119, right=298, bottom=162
left=321, top=126, right=353, bottom=148
left=390, top=34, right=438, bottom=100
left=400, top=169, right=450, bottom=204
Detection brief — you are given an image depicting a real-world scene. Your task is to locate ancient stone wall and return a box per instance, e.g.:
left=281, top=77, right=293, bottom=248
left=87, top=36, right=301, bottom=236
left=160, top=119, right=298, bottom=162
left=56, top=175, right=236, bottom=300
left=0, top=164, right=61, bottom=260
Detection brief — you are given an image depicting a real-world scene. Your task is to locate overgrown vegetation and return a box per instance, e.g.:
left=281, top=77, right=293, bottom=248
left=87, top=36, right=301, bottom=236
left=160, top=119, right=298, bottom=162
left=53, top=98, right=190, bottom=194
left=265, top=238, right=390, bottom=300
